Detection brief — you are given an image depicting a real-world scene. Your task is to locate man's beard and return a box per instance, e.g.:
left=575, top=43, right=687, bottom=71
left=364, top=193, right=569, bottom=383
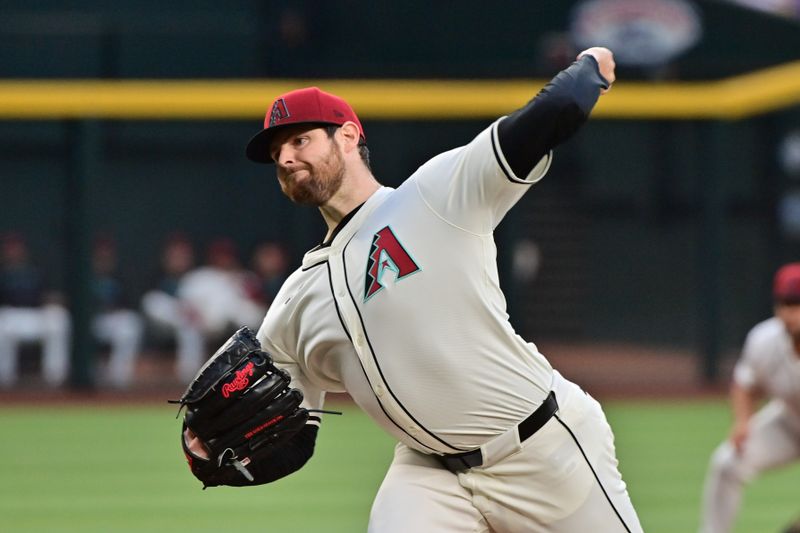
left=279, top=143, right=345, bottom=206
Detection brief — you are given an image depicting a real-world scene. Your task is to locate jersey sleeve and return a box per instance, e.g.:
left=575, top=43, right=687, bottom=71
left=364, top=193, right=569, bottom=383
left=413, top=119, right=552, bottom=234
left=732, top=326, right=763, bottom=390
left=256, top=325, right=327, bottom=418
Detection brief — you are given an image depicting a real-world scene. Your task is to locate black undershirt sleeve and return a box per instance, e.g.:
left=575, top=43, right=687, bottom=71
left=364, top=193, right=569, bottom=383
left=497, top=55, right=609, bottom=178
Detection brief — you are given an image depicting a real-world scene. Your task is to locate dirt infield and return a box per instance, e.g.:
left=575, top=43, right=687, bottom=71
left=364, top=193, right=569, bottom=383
left=0, top=342, right=734, bottom=405
left=538, top=340, right=734, bottom=399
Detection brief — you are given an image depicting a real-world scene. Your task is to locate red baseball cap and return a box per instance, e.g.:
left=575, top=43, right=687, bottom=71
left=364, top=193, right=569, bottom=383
left=246, top=86, right=365, bottom=164
left=773, top=263, right=800, bottom=303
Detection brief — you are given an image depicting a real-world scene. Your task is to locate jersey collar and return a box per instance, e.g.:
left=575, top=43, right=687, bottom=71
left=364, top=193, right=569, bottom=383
left=301, top=186, right=393, bottom=269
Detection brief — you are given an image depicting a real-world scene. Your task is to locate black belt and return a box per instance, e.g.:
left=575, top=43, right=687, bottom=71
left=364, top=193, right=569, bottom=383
left=437, top=391, right=558, bottom=473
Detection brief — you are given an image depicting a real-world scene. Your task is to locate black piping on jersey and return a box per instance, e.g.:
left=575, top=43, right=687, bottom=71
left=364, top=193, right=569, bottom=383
left=341, top=235, right=467, bottom=454
left=307, top=202, right=366, bottom=254
left=294, top=202, right=443, bottom=452
left=554, top=414, right=633, bottom=533
left=301, top=259, right=328, bottom=272
left=326, top=259, right=441, bottom=454
left=490, top=127, right=520, bottom=184
left=326, top=262, right=353, bottom=344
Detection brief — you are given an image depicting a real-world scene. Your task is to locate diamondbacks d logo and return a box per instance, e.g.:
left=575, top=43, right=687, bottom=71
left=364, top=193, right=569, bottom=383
left=269, top=98, right=290, bottom=127
left=364, top=226, right=420, bottom=301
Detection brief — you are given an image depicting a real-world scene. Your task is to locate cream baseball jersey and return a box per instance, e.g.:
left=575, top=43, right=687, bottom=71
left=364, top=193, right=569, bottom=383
left=733, top=316, right=800, bottom=414
left=257, top=120, right=554, bottom=455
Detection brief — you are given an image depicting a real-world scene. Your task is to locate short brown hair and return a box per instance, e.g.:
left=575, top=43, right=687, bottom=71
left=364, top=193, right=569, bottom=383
left=324, top=125, right=371, bottom=170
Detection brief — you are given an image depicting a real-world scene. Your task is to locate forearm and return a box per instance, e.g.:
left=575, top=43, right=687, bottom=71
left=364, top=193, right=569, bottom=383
left=730, top=382, right=758, bottom=426
left=497, top=55, right=609, bottom=177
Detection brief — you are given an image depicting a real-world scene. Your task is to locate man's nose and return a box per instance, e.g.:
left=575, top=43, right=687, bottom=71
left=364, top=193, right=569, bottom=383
left=275, top=144, right=295, bottom=166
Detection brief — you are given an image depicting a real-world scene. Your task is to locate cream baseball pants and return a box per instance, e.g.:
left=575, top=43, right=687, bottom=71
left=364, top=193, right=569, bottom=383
left=368, top=370, right=642, bottom=532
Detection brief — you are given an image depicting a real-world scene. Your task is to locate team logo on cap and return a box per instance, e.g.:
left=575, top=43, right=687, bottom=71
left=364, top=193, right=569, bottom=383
left=364, top=226, right=420, bottom=302
left=269, top=98, right=290, bottom=127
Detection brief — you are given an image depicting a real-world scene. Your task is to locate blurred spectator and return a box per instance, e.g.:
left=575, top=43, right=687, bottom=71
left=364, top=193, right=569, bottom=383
left=262, top=3, right=320, bottom=76
left=145, top=233, right=196, bottom=300
left=0, top=232, right=70, bottom=387
left=512, top=239, right=543, bottom=285
left=177, top=237, right=266, bottom=343
left=91, top=237, right=144, bottom=388
left=250, top=241, right=291, bottom=306
left=279, top=6, right=309, bottom=49
left=140, top=234, right=205, bottom=382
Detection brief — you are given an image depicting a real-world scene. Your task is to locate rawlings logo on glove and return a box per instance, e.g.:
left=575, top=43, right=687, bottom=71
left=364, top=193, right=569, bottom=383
left=222, top=362, right=255, bottom=398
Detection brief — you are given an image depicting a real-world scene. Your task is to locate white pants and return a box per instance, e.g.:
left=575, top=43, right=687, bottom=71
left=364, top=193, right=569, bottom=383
left=369, top=371, right=642, bottom=533
left=0, top=305, right=71, bottom=386
left=93, top=310, right=144, bottom=388
left=141, top=291, right=206, bottom=382
left=700, top=400, right=800, bottom=533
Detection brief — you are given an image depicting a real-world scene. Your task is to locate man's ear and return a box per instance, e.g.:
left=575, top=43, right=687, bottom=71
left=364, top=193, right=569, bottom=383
left=338, top=121, right=361, bottom=155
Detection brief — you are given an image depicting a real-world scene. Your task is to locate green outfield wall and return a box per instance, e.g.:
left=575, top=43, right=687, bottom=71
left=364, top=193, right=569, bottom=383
left=2, top=0, right=800, bottom=384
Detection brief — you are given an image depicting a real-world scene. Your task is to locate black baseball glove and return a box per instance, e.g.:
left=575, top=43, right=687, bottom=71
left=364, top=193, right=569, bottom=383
left=172, top=326, right=308, bottom=488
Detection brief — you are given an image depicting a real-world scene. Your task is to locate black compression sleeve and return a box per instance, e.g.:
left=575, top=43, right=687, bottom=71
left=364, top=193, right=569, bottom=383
left=497, top=55, right=609, bottom=178
left=245, top=424, right=319, bottom=485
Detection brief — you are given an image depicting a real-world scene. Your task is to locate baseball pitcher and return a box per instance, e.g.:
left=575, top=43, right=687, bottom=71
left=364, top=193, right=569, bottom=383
left=177, top=46, right=643, bottom=532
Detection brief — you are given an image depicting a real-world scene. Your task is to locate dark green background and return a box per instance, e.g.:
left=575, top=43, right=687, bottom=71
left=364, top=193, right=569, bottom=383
left=2, top=0, right=800, bottom=370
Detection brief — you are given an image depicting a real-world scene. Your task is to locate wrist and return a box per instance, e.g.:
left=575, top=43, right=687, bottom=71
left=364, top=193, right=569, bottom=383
left=184, top=428, right=210, bottom=460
